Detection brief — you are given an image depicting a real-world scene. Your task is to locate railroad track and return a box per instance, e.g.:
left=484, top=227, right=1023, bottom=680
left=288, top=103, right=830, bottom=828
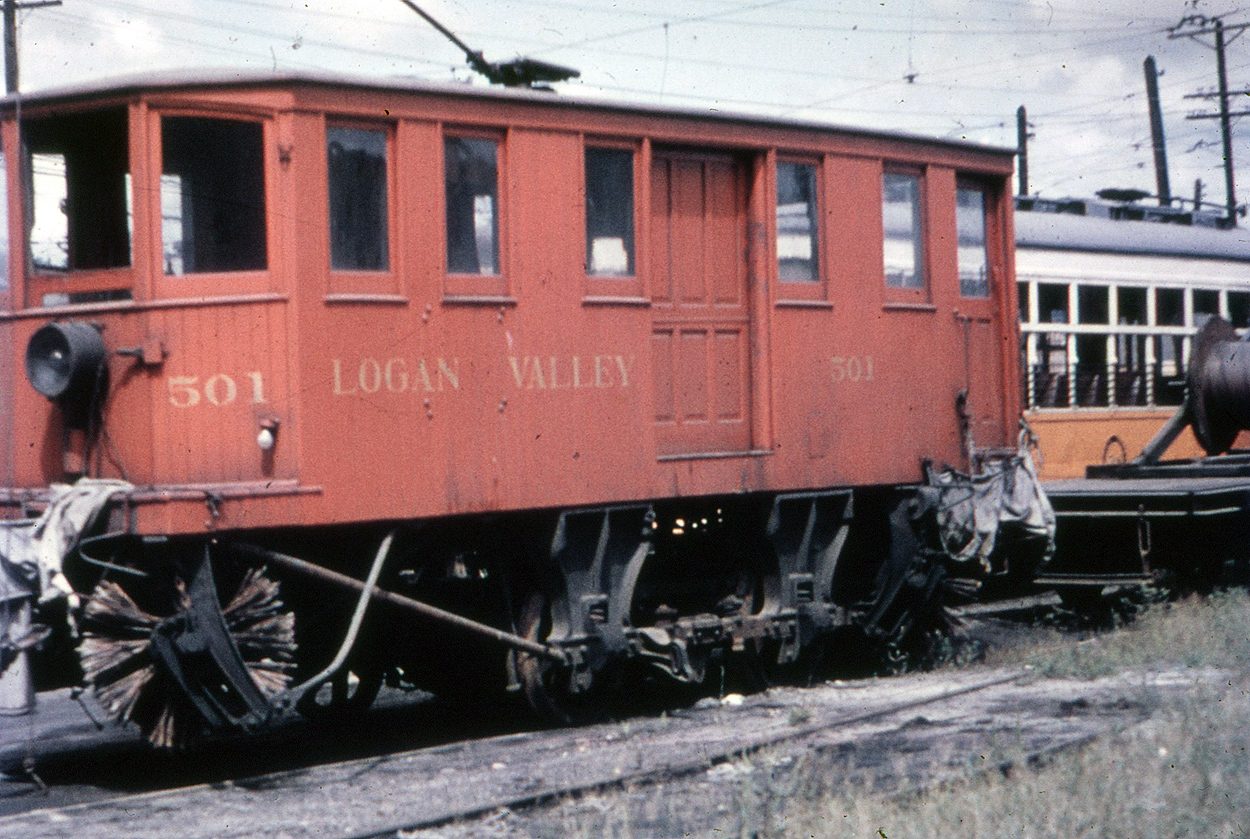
left=0, top=665, right=1137, bottom=839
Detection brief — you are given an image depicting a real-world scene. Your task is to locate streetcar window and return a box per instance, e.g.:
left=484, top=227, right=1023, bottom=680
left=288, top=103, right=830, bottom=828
left=585, top=147, right=634, bottom=277
left=776, top=161, right=819, bottom=283
left=1037, top=283, right=1068, bottom=323
left=1230, top=291, right=1250, bottom=328
left=24, top=107, right=131, bottom=273
left=882, top=172, right=924, bottom=289
left=1117, top=287, right=1146, bottom=325
left=956, top=186, right=989, bottom=297
left=327, top=126, right=389, bottom=272
left=1194, top=289, right=1220, bottom=317
left=1075, top=334, right=1108, bottom=406
left=1018, top=282, right=1030, bottom=322
left=1078, top=285, right=1108, bottom=324
left=1155, top=288, right=1184, bottom=326
left=445, top=136, right=499, bottom=276
left=161, top=116, right=267, bottom=275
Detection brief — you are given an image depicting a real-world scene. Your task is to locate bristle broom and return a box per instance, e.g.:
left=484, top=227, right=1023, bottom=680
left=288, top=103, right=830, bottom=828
left=79, top=568, right=296, bottom=748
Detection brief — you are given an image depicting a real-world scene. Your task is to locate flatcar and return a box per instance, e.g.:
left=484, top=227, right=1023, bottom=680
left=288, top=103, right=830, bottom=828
left=1014, top=197, right=1250, bottom=478
left=0, top=70, right=1051, bottom=745
left=1008, top=199, right=1250, bottom=600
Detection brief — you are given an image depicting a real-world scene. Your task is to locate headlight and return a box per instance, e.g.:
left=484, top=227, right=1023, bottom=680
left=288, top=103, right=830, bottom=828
left=25, top=321, right=107, bottom=418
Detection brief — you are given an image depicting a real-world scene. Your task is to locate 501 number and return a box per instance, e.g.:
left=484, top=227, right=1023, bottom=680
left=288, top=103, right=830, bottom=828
left=830, top=356, right=875, bottom=383
left=168, top=373, right=267, bottom=408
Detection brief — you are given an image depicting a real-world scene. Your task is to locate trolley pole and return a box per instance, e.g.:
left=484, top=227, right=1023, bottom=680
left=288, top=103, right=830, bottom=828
left=3, top=0, right=62, bottom=94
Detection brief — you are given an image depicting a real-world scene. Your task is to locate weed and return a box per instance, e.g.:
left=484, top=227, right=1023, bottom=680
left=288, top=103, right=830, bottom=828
left=787, top=707, right=812, bottom=726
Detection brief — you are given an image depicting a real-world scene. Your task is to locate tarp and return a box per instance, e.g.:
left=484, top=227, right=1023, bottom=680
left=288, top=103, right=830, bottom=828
left=919, top=450, right=1056, bottom=574
left=0, top=480, right=132, bottom=679
left=0, top=479, right=132, bottom=605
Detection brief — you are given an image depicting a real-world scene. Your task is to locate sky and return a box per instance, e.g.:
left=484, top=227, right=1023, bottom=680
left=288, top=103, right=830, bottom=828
left=13, top=0, right=1250, bottom=210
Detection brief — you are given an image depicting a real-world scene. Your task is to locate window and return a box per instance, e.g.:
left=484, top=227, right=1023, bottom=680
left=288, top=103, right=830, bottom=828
left=1078, top=285, right=1108, bottom=324
left=1230, top=291, right=1250, bottom=328
left=1194, top=289, right=1220, bottom=317
left=1155, top=288, right=1184, bottom=326
left=1038, top=283, right=1068, bottom=324
left=328, top=126, right=389, bottom=271
left=445, top=136, right=499, bottom=276
left=161, top=116, right=267, bottom=275
left=24, top=108, right=131, bottom=273
left=776, top=161, right=819, bottom=283
left=956, top=186, right=989, bottom=298
left=882, top=171, right=924, bottom=289
left=1117, top=287, right=1147, bottom=325
left=585, top=146, right=634, bottom=277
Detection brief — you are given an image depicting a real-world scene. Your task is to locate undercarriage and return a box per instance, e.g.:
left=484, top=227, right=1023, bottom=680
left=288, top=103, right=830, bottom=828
left=4, top=462, right=1053, bottom=747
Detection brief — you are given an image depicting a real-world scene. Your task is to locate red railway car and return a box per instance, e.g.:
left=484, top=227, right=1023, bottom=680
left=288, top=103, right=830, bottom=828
left=0, top=71, right=1050, bottom=744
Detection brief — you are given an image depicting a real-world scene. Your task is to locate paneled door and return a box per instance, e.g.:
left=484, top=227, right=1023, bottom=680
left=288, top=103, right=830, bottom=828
left=650, top=153, right=752, bottom=456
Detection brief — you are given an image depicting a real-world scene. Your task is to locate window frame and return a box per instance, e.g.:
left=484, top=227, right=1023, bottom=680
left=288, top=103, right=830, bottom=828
left=325, top=118, right=399, bottom=298
left=954, top=179, right=993, bottom=300
left=19, top=102, right=138, bottom=309
left=150, top=106, right=275, bottom=300
left=441, top=127, right=509, bottom=302
left=774, top=154, right=827, bottom=305
left=582, top=137, right=644, bottom=302
left=881, top=165, right=930, bottom=305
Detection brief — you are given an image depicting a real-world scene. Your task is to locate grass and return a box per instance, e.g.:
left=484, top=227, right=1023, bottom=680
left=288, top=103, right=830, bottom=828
left=778, top=683, right=1250, bottom=839
left=979, top=588, right=1250, bottom=678
left=532, top=590, right=1250, bottom=839
left=765, top=589, right=1250, bottom=838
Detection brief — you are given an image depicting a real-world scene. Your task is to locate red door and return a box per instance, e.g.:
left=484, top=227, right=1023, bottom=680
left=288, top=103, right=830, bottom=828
left=650, top=153, right=752, bottom=457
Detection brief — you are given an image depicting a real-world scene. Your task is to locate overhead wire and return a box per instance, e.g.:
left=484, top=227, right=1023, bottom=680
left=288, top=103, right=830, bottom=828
left=19, top=0, right=1241, bottom=197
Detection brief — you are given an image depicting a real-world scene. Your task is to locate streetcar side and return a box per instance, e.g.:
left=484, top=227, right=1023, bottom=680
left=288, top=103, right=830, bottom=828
left=0, top=74, right=1049, bottom=744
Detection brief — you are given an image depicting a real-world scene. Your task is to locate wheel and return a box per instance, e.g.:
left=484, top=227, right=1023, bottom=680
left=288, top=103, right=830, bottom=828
left=511, top=588, right=608, bottom=726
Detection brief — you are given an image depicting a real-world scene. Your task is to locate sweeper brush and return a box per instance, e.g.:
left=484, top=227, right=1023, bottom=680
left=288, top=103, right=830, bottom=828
left=78, top=565, right=295, bottom=748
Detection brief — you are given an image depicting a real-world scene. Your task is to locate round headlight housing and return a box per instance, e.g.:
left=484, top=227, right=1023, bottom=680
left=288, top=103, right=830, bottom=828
left=25, top=321, right=107, bottom=413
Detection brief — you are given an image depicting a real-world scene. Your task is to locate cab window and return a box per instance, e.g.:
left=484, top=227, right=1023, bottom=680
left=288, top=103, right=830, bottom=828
left=327, top=126, right=389, bottom=272
left=444, top=135, right=499, bottom=276
left=585, top=146, right=634, bottom=276
left=776, top=160, right=819, bottom=283
left=882, top=171, right=924, bottom=290
left=956, top=185, right=990, bottom=298
left=161, top=116, right=267, bottom=275
left=25, top=107, right=131, bottom=274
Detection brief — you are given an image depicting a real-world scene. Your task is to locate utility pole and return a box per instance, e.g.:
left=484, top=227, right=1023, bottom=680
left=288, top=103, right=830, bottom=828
left=1170, top=14, right=1250, bottom=224
left=1016, top=105, right=1030, bottom=196
left=1144, top=56, right=1172, bottom=206
left=3, top=0, right=63, bottom=95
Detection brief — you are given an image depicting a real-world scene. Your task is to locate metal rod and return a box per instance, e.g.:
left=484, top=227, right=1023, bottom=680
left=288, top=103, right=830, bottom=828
left=1133, top=402, right=1191, bottom=465
left=394, top=0, right=490, bottom=77
left=229, top=541, right=569, bottom=664
left=278, top=531, right=395, bottom=707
